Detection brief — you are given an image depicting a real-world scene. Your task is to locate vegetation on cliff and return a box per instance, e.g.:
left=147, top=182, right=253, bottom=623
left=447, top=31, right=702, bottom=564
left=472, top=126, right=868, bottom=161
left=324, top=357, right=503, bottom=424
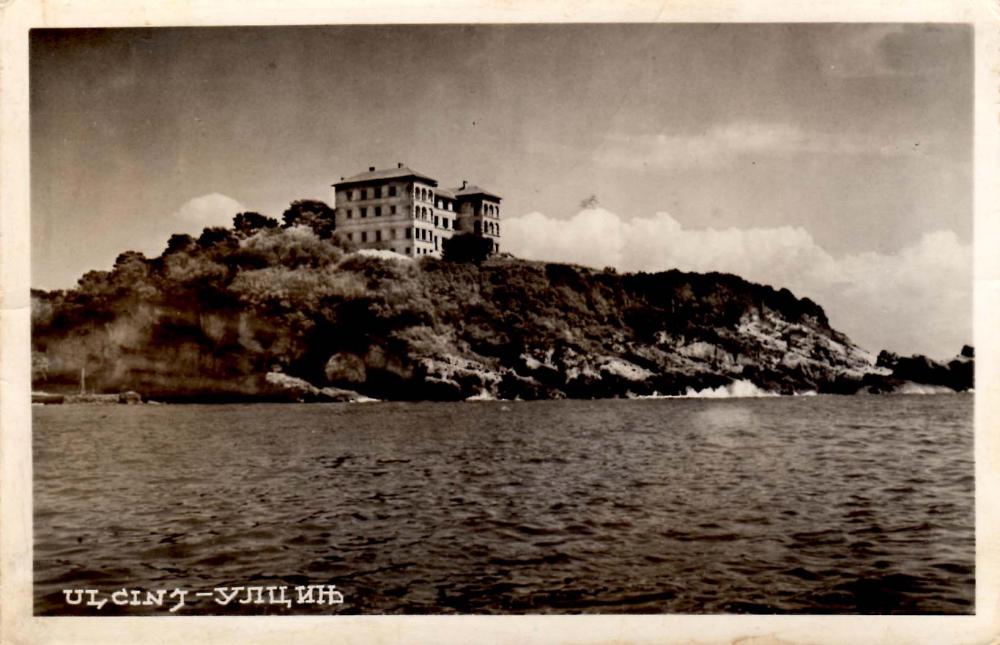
left=30, top=207, right=971, bottom=401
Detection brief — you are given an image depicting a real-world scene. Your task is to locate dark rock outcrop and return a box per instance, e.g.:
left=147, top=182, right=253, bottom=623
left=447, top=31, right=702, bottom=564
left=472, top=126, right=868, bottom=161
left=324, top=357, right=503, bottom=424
left=874, top=349, right=974, bottom=392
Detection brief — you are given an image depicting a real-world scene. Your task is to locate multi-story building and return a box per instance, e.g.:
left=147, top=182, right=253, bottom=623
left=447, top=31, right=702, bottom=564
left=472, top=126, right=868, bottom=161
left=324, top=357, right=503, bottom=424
left=331, top=163, right=501, bottom=257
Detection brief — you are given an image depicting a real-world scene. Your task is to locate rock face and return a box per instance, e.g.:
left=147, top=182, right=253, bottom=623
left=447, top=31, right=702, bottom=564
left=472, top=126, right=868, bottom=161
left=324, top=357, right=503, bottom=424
left=264, top=371, right=367, bottom=403
left=29, top=225, right=972, bottom=401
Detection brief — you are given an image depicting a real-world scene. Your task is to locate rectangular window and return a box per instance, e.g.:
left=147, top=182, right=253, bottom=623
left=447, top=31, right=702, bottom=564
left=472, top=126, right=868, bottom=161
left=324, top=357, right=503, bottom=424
left=346, top=209, right=353, bottom=219
left=390, top=205, right=397, bottom=215
left=434, top=216, right=439, bottom=227
left=405, top=228, right=412, bottom=239
left=361, top=231, right=368, bottom=242
left=375, top=206, right=382, bottom=217
left=405, top=246, right=411, bottom=255
left=389, top=185, right=397, bottom=197
left=375, top=230, right=382, bottom=242
left=391, top=229, right=397, bottom=240
left=347, top=232, right=353, bottom=241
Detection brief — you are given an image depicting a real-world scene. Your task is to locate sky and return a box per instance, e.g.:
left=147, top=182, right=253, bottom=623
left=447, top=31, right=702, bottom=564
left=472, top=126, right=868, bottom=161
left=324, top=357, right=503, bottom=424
left=30, top=24, right=972, bottom=358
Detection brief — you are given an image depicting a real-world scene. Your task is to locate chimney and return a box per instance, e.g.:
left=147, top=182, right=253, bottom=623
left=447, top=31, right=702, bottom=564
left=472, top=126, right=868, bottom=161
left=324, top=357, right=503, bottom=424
left=461, top=180, right=468, bottom=189
left=397, top=162, right=404, bottom=168
left=369, top=166, right=375, bottom=172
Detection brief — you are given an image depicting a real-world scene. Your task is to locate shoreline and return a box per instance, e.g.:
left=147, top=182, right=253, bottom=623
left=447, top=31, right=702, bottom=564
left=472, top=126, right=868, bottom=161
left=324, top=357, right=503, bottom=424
left=31, top=386, right=974, bottom=406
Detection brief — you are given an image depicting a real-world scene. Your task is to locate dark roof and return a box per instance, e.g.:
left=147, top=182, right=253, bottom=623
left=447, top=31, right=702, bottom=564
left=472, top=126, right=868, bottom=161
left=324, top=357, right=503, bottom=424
left=451, top=185, right=502, bottom=201
left=333, top=165, right=438, bottom=188
left=436, top=187, right=456, bottom=199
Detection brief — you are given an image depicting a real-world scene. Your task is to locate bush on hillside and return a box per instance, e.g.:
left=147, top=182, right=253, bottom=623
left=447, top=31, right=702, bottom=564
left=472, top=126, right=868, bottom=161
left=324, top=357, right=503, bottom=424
left=442, top=233, right=493, bottom=264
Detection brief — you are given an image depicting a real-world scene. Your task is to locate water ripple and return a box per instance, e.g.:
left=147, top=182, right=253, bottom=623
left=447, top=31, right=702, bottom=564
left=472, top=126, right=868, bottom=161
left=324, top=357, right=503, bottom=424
left=33, top=395, right=974, bottom=614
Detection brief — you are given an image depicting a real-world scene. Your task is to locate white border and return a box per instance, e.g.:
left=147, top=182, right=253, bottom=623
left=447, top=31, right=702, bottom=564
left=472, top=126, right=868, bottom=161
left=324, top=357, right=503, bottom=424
left=2, top=1, right=997, bottom=643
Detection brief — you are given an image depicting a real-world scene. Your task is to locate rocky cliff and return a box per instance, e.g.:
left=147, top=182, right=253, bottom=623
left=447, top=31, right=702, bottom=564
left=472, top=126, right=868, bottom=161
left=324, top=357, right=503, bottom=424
left=30, top=220, right=971, bottom=402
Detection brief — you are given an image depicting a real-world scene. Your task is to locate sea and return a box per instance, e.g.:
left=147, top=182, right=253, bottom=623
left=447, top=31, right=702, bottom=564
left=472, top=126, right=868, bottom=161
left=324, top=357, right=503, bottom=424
left=33, top=394, right=974, bottom=615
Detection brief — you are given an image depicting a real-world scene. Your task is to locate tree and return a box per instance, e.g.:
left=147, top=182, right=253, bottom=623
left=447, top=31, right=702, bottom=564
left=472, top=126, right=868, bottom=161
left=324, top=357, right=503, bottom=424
left=109, top=251, right=155, bottom=297
left=233, top=211, right=278, bottom=236
left=163, top=233, right=195, bottom=256
left=281, top=200, right=336, bottom=239
left=198, top=226, right=238, bottom=248
left=442, top=233, right=493, bottom=264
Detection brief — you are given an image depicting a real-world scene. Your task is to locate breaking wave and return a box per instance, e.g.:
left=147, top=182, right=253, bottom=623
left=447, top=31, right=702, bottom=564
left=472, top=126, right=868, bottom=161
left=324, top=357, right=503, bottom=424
left=684, top=379, right=779, bottom=398
left=631, top=380, right=780, bottom=399
left=895, top=382, right=957, bottom=395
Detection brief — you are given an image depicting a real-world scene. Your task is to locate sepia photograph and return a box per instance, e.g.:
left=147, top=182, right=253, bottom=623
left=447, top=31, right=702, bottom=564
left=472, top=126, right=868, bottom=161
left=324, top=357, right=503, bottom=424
left=3, top=1, right=999, bottom=643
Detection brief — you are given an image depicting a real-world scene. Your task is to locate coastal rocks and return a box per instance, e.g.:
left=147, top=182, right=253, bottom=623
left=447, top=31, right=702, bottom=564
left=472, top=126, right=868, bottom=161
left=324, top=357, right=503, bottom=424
left=875, top=348, right=974, bottom=392
left=119, top=391, right=143, bottom=404
left=65, top=393, right=128, bottom=405
left=735, top=310, right=873, bottom=379
left=32, top=391, right=146, bottom=405
left=414, top=354, right=503, bottom=400
left=821, top=346, right=975, bottom=394
left=31, top=392, right=65, bottom=404
left=264, top=371, right=364, bottom=402
left=675, top=340, right=736, bottom=367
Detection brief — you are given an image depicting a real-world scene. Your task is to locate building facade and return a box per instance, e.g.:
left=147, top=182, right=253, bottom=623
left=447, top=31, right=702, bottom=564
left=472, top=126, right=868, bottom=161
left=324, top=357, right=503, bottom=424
left=331, top=163, right=501, bottom=257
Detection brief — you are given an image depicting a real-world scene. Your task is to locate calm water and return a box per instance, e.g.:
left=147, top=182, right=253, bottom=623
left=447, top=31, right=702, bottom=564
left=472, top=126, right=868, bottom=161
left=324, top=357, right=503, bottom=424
left=34, top=395, right=974, bottom=615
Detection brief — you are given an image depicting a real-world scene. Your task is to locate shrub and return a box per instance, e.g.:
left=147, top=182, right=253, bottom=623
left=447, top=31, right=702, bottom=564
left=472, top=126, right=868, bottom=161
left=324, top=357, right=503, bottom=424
left=442, top=233, right=493, bottom=264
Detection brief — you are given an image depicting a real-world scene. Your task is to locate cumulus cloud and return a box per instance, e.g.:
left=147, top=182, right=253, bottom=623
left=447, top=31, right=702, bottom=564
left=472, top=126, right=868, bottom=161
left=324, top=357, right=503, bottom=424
left=170, top=193, right=246, bottom=232
left=127, top=193, right=248, bottom=259
left=594, top=121, right=926, bottom=170
left=504, top=206, right=971, bottom=359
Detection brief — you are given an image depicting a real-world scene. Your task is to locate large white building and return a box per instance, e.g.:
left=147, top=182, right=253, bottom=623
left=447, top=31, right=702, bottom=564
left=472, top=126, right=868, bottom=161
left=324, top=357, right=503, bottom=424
left=332, top=163, right=501, bottom=257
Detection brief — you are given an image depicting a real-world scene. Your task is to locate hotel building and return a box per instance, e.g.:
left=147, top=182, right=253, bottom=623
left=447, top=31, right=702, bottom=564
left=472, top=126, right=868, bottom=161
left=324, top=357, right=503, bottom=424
left=332, top=163, right=501, bottom=256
